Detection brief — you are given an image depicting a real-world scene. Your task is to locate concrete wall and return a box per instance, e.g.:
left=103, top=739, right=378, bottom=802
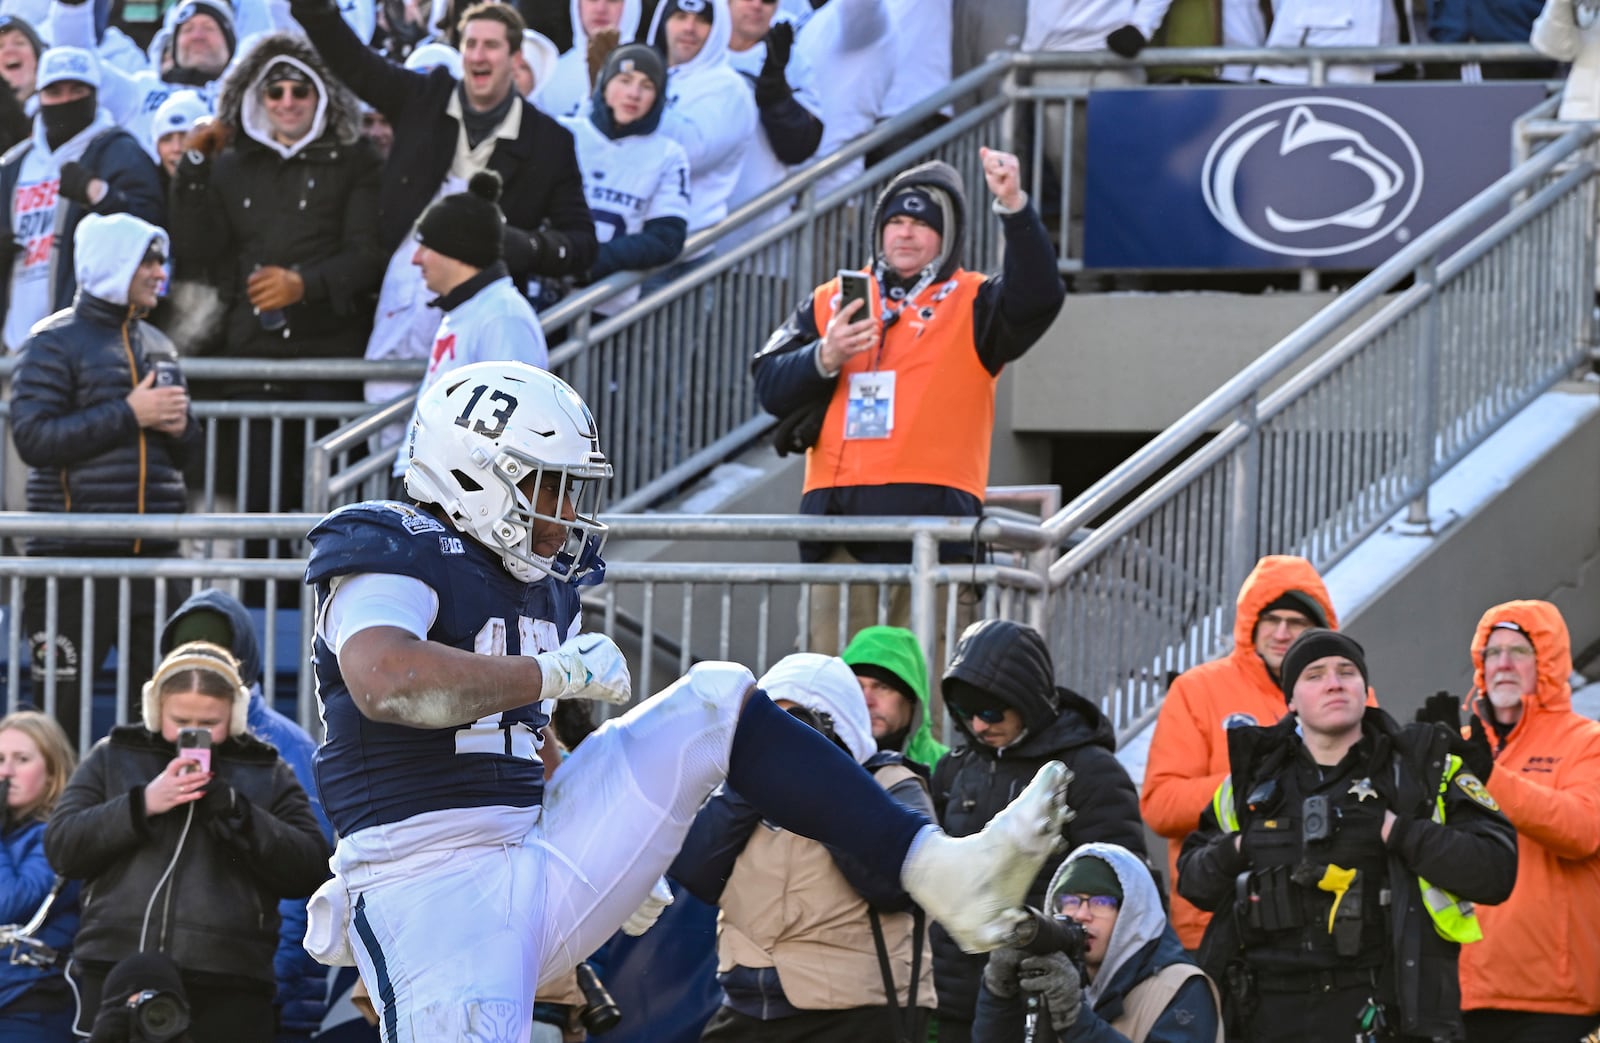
left=1006, top=292, right=1397, bottom=434
left=1337, top=386, right=1600, bottom=721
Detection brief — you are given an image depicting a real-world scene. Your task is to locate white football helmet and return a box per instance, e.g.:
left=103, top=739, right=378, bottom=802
left=405, top=362, right=612, bottom=585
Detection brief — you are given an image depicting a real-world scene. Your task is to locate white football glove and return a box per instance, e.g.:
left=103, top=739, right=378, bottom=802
left=534, top=633, right=632, bottom=705
left=621, top=877, right=675, bottom=936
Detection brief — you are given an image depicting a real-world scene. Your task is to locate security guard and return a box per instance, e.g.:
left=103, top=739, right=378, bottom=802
left=1177, top=630, right=1517, bottom=1043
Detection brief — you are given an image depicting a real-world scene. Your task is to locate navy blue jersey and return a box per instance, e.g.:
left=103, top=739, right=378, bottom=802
left=305, top=502, right=582, bottom=835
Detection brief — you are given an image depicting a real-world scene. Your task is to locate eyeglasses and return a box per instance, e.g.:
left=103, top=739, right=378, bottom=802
left=1483, top=644, right=1534, bottom=662
left=949, top=704, right=1007, bottom=725
left=265, top=83, right=313, bottom=101
left=1055, top=893, right=1120, bottom=916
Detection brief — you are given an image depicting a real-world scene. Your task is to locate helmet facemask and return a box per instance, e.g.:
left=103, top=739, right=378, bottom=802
left=492, top=447, right=611, bottom=586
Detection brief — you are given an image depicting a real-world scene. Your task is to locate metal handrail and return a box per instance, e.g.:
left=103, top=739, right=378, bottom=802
left=1039, top=124, right=1597, bottom=564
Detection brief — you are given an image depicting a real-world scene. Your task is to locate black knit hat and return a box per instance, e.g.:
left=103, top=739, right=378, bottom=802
left=415, top=170, right=504, bottom=269
left=1260, top=590, right=1328, bottom=629
left=0, top=15, right=43, bottom=60
left=1279, top=628, right=1368, bottom=702
left=1055, top=855, right=1123, bottom=901
left=598, top=42, right=666, bottom=98
left=99, top=951, right=188, bottom=1011
left=880, top=187, right=944, bottom=237
left=172, top=0, right=237, bottom=56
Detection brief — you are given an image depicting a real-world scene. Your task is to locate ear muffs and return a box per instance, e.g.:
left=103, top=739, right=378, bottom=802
left=143, top=640, right=251, bottom=737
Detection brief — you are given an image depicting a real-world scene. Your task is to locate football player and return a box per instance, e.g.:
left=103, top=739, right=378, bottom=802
left=303, top=360, right=1071, bottom=1042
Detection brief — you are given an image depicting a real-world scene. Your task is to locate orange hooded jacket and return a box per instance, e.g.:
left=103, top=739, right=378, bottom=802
left=1459, top=600, right=1600, bottom=1015
left=1140, top=555, right=1339, bottom=950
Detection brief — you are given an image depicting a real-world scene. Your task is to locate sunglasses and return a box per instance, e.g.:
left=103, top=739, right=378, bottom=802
left=949, top=704, right=1007, bottom=725
left=1055, top=893, right=1120, bottom=916
left=265, top=83, right=313, bottom=101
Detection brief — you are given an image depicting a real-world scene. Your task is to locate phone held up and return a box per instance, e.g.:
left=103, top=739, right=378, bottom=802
left=837, top=269, right=873, bottom=323
left=176, top=728, right=212, bottom=775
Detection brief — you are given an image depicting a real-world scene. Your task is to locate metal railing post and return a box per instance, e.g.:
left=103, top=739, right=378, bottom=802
left=1224, top=392, right=1261, bottom=609
left=910, top=529, right=938, bottom=702
left=1406, top=256, right=1443, bottom=527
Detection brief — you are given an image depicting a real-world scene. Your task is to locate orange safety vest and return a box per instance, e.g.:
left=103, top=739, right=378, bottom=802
left=804, top=270, right=994, bottom=499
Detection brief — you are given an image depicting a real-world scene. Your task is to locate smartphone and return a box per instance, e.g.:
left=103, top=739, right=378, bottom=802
left=176, top=727, right=212, bottom=774
left=837, top=269, right=873, bottom=322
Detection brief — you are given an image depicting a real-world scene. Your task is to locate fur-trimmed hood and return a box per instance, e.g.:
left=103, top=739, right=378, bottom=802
left=216, top=33, right=363, bottom=152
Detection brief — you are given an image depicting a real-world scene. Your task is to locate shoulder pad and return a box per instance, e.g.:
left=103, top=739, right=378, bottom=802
left=304, top=501, right=460, bottom=588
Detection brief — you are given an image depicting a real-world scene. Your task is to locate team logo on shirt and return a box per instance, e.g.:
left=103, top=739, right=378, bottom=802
left=383, top=502, right=446, bottom=534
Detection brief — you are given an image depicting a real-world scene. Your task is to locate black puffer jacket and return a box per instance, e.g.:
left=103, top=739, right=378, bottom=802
left=11, top=292, right=197, bottom=556
left=929, top=619, right=1149, bottom=1025
left=168, top=33, right=384, bottom=373
left=43, top=726, right=330, bottom=985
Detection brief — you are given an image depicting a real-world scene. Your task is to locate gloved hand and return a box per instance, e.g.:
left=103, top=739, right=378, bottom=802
left=1019, top=952, right=1082, bottom=1031
left=183, top=118, right=230, bottom=161
left=981, top=945, right=1027, bottom=999
left=247, top=265, right=306, bottom=310
left=755, top=22, right=794, bottom=109
left=1105, top=24, right=1146, bottom=58
left=535, top=632, right=632, bottom=705
left=621, top=877, right=675, bottom=936
left=197, top=780, right=255, bottom=845
left=57, top=161, right=104, bottom=206
left=1414, top=691, right=1461, bottom=731
left=1455, top=714, right=1494, bottom=781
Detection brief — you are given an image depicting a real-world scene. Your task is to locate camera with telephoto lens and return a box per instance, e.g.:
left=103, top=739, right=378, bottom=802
left=1011, top=907, right=1088, bottom=961
left=574, top=961, right=621, bottom=1033
left=127, top=989, right=189, bottom=1043
left=783, top=704, right=838, bottom=745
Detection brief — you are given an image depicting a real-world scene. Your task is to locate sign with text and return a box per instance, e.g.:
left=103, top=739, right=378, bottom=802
left=1083, top=83, right=1547, bottom=270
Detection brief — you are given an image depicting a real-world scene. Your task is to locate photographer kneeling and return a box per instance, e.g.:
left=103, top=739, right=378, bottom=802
left=975, top=843, right=1220, bottom=1043
left=44, top=642, right=330, bottom=1042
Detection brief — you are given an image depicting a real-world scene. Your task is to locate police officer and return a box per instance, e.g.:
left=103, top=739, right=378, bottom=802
left=1176, top=629, right=1517, bottom=1043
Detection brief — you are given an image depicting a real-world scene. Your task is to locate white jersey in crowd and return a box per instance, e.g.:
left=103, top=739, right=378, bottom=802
left=560, top=113, right=690, bottom=314
left=1254, top=0, right=1411, bottom=83
left=878, top=0, right=951, bottom=120
left=391, top=274, right=547, bottom=476
left=648, top=0, right=755, bottom=235
left=722, top=18, right=820, bottom=254
left=5, top=109, right=117, bottom=352
left=792, top=0, right=891, bottom=201
left=1022, top=0, right=1174, bottom=51
left=534, top=0, right=643, bottom=118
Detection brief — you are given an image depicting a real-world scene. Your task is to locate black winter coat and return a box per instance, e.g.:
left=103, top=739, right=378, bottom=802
left=168, top=130, right=384, bottom=366
left=43, top=726, right=331, bottom=986
left=930, top=620, right=1148, bottom=1024
left=10, top=292, right=198, bottom=555
left=290, top=0, right=597, bottom=280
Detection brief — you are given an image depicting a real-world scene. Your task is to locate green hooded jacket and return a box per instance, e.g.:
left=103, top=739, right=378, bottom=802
left=841, top=626, right=950, bottom=771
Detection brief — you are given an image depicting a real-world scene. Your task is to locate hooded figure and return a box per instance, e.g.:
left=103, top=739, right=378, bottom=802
left=646, top=0, right=756, bottom=235
left=973, top=843, right=1222, bottom=1043
left=929, top=619, right=1147, bottom=1036
left=167, top=32, right=385, bottom=373
left=157, top=589, right=336, bottom=1038
left=558, top=41, right=688, bottom=309
left=1140, top=554, right=1344, bottom=950
left=669, top=652, right=938, bottom=1038
left=841, top=625, right=949, bottom=771
left=534, top=0, right=642, bottom=116
left=0, top=46, right=165, bottom=352
left=1457, top=600, right=1600, bottom=1027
